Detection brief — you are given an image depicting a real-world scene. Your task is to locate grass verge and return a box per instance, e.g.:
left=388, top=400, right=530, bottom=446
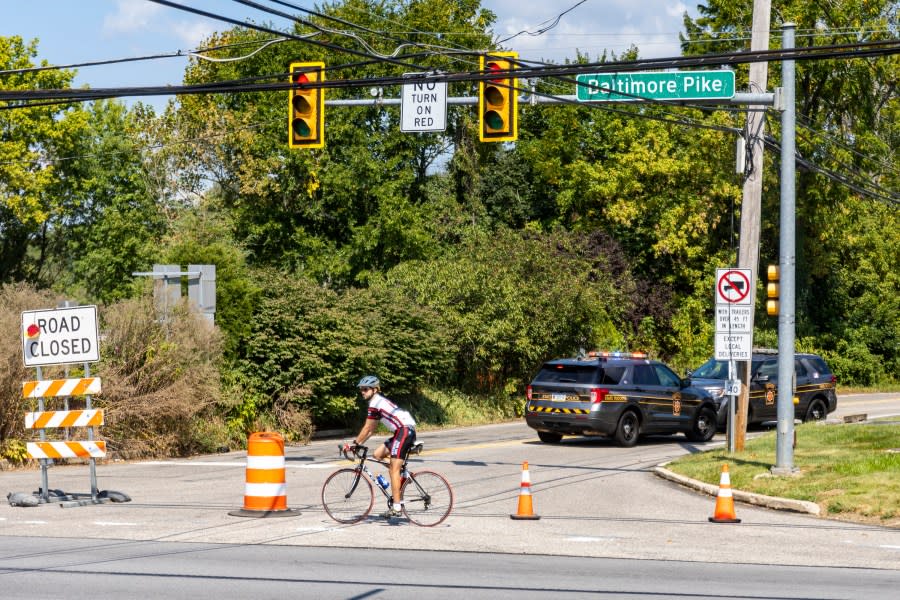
left=665, top=421, right=900, bottom=527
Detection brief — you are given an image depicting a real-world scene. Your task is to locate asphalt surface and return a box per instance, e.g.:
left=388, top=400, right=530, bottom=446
left=1, top=394, right=898, bottom=572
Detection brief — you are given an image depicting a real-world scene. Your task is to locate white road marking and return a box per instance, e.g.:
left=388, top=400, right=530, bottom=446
left=94, top=521, right=140, bottom=526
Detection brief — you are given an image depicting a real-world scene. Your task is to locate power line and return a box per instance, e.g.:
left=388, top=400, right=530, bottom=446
left=145, top=0, right=433, bottom=71
left=0, top=37, right=291, bottom=79
left=495, top=0, right=589, bottom=45
left=3, top=38, right=899, bottom=106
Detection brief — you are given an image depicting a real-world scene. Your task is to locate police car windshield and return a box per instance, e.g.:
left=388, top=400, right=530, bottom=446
left=692, top=359, right=728, bottom=379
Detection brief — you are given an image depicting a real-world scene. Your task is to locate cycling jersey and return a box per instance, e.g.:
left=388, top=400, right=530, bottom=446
left=366, top=392, right=416, bottom=432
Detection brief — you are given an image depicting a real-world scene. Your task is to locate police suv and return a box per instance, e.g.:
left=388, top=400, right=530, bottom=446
left=689, top=350, right=838, bottom=428
left=524, top=352, right=719, bottom=447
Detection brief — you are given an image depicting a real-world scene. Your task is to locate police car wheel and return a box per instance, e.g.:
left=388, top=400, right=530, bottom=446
left=537, top=431, right=563, bottom=444
left=687, top=407, right=717, bottom=442
left=804, top=399, right=827, bottom=422
left=614, top=411, right=640, bottom=447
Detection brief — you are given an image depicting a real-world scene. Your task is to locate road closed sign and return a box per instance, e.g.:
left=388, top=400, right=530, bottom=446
left=22, top=306, right=100, bottom=367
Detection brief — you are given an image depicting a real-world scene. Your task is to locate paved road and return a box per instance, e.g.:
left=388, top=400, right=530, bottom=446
left=1, top=392, right=897, bottom=599
left=2, top=536, right=898, bottom=599
left=2, top=413, right=898, bottom=571
left=832, top=392, right=900, bottom=421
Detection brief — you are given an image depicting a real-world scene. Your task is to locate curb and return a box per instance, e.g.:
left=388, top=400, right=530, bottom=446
left=653, top=464, right=821, bottom=516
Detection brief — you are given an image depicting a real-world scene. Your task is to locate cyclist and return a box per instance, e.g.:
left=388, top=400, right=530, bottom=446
left=344, top=375, right=417, bottom=519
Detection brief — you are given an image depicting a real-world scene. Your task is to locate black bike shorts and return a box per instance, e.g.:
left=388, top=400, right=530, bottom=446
left=385, top=426, right=416, bottom=459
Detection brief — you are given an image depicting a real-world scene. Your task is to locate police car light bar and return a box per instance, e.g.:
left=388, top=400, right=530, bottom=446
left=586, top=351, right=648, bottom=359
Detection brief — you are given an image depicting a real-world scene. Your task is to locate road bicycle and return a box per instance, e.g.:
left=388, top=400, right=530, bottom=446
left=321, top=441, right=453, bottom=526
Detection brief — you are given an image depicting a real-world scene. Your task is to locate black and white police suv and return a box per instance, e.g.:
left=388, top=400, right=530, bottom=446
left=523, top=351, right=719, bottom=447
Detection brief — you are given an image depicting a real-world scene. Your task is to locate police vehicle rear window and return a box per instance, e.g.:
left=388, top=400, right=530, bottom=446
left=600, top=366, right=627, bottom=384
left=535, top=365, right=598, bottom=384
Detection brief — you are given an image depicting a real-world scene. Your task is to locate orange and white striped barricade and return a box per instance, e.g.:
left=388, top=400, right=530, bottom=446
left=23, top=377, right=101, bottom=399
left=229, top=432, right=300, bottom=517
left=15, top=376, right=129, bottom=506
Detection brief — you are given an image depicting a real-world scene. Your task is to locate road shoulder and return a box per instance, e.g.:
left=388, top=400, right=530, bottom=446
left=653, top=463, right=821, bottom=516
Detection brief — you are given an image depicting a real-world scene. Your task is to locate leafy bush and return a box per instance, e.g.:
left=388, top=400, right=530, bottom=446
left=376, top=228, right=627, bottom=392
left=0, top=438, right=28, bottom=465
left=233, top=269, right=453, bottom=429
left=820, top=338, right=886, bottom=387
left=98, top=297, right=227, bottom=457
left=0, top=283, right=64, bottom=444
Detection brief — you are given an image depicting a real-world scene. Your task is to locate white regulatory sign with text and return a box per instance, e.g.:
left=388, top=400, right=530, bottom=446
left=22, top=305, right=100, bottom=367
left=400, top=74, right=447, bottom=132
left=714, top=332, right=753, bottom=361
left=715, top=305, right=752, bottom=333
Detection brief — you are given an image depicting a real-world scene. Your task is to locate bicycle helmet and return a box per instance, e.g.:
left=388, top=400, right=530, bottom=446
left=357, top=375, right=380, bottom=388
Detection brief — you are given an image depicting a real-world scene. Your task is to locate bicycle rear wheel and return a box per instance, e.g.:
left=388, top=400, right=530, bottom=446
left=322, top=468, right=373, bottom=523
left=401, top=470, right=453, bottom=526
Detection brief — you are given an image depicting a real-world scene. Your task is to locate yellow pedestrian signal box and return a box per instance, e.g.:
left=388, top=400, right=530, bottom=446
left=766, top=264, right=779, bottom=316
left=289, top=61, right=324, bottom=148
left=479, top=52, right=518, bottom=142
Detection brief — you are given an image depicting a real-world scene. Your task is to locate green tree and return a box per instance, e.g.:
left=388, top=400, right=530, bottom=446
left=683, top=0, right=900, bottom=381
left=55, top=101, right=168, bottom=302
left=166, top=0, right=495, bottom=285
left=233, top=269, right=452, bottom=427
left=377, top=228, right=628, bottom=391
left=510, top=77, right=741, bottom=362
left=0, top=36, right=87, bottom=283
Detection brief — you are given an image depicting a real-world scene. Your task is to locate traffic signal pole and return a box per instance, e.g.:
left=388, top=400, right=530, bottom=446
left=773, top=23, right=798, bottom=475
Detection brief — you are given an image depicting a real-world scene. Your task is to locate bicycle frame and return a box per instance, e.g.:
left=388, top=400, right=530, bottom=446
left=343, top=445, right=412, bottom=506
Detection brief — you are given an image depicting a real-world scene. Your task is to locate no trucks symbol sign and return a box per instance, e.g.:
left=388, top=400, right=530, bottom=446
left=716, top=269, right=752, bottom=306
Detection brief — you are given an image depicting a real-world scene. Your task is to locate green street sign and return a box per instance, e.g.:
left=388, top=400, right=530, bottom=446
left=576, top=70, right=735, bottom=102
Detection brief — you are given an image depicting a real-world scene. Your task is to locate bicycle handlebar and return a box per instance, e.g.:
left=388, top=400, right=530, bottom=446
left=339, top=444, right=368, bottom=461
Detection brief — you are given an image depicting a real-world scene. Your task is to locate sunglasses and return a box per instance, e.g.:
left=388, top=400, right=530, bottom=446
left=359, top=387, right=373, bottom=392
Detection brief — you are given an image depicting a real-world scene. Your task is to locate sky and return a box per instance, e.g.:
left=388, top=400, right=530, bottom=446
left=0, top=0, right=698, bottom=111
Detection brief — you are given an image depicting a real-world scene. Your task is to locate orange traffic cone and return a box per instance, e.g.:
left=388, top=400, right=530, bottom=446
left=708, top=463, right=741, bottom=523
left=510, top=461, right=541, bottom=520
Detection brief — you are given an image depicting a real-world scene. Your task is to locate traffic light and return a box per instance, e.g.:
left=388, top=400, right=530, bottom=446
left=479, top=51, right=518, bottom=142
left=289, top=61, right=324, bottom=148
left=766, top=264, right=779, bottom=316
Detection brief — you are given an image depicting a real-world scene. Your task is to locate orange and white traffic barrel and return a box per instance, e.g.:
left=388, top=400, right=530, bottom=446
left=229, top=432, right=300, bottom=518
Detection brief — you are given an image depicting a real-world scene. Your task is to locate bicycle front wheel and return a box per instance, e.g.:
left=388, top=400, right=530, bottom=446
left=401, top=470, right=453, bottom=527
left=322, top=468, right=373, bottom=524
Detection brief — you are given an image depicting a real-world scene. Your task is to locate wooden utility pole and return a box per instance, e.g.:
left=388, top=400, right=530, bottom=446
left=734, top=0, right=771, bottom=452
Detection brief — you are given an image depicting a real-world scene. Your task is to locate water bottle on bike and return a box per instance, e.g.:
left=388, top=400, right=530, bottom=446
left=376, top=474, right=390, bottom=491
